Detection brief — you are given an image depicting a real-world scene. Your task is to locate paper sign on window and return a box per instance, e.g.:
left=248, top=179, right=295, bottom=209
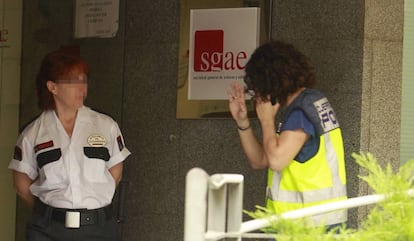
left=74, top=0, right=119, bottom=38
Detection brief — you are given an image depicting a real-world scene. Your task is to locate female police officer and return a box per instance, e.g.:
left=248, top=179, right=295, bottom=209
left=9, top=49, right=130, bottom=241
left=228, top=40, right=347, bottom=230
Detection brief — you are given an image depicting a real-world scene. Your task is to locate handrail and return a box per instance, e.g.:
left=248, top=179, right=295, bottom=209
left=184, top=167, right=414, bottom=241
left=209, top=173, right=244, bottom=189
left=241, top=189, right=414, bottom=233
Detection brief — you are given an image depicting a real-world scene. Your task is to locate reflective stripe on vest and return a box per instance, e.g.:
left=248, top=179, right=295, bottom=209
left=266, top=129, right=347, bottom=225
left=265, top=198, right=348, bottom=225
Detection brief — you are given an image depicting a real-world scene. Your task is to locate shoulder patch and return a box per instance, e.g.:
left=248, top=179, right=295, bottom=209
left=13, top=146, right=22, bottom=161
left=117, top=135, right=125, bottom=151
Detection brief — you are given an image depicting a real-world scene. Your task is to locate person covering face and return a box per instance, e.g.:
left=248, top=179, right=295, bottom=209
left=228, top=41, right=347, bottom=229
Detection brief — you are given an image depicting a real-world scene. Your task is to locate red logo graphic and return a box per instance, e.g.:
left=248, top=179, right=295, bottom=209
left=193, top=30, right=247, bottom=72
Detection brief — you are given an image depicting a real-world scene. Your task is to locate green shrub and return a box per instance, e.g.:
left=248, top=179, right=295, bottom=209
left=245, top=152, right=414, bottom=241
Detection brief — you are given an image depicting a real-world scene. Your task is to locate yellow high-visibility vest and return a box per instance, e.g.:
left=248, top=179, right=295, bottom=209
left=266, top=89, right=347, bottom=226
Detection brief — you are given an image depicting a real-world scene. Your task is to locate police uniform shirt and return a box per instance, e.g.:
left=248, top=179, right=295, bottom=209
left=8, top=106, right=131, bottom=209
left=280, top=109, right=317, bottom=162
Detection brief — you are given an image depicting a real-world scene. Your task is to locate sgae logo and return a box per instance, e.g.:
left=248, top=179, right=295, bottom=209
left=193, top=30, right=248, bottom=72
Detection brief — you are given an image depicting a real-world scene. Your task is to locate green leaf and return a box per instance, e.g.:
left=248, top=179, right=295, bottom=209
left=244, top=151, right=414, bottom=241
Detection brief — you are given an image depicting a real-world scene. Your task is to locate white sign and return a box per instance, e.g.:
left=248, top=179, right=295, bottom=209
left=188, top=8, right=260, bottom=100
left=74, top=0, right=119, bottom=38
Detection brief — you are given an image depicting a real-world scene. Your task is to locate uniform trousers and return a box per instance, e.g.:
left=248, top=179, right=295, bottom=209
left=27, top=199, right=122, bottom=241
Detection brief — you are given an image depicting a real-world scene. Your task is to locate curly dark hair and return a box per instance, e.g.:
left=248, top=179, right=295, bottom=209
left=36, top=50, right=89, bottom=110
left=244, top=40, right=317, bottom=107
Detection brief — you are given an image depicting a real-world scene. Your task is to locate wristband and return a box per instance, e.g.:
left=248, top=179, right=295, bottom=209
left=237, top=124, right=251, bottom=131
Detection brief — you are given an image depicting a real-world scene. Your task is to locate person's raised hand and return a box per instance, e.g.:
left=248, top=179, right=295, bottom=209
left=255, top=95, right=279, bottom=125
left=227, top=82, right=249, bottom=128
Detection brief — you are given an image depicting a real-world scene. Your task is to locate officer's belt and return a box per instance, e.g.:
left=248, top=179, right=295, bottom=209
left=34, top=198, right=113, bottom=228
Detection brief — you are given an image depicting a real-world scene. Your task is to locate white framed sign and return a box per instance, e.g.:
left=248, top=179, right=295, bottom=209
left=188, top=8, right=260, bottom=100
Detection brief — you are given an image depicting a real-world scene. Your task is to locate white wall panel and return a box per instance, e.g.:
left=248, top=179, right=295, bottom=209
left=400, top=1, right=414, bottom=164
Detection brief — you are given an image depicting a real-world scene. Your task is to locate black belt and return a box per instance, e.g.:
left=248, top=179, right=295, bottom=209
left=34, top=199, right=113, bottom=227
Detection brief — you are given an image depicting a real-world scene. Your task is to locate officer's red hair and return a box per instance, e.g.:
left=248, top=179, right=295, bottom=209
left=36, top=49, right=89, bottom=110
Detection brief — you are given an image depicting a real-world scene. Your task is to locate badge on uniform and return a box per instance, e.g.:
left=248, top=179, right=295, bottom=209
left=87, top=135, right=106, bottom=147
